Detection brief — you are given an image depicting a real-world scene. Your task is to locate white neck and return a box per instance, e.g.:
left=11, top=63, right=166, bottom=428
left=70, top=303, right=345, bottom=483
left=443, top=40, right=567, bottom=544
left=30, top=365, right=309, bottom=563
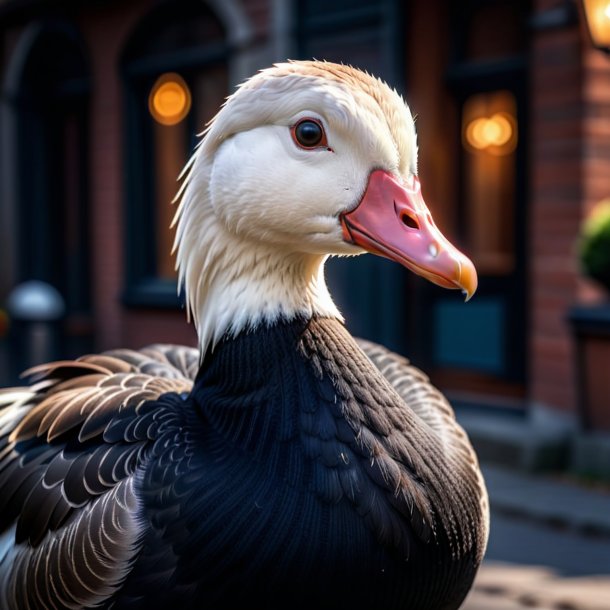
left=180, top=218, right=342, bottom=354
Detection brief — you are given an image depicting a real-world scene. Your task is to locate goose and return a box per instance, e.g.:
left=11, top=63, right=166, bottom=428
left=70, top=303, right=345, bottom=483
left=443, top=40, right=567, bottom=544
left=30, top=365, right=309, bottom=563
left=0, top=60, right=488, bottom=610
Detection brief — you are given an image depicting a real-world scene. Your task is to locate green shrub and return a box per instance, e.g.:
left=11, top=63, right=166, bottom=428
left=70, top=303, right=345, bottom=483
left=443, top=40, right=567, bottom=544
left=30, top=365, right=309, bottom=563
left=579, top=199, right=610, bottom=293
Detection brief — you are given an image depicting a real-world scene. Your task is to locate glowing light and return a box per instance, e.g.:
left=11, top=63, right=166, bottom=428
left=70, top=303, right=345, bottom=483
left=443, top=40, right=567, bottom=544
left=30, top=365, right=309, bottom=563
left=149, top=73, right=192, bottom=126
left=582, top=0, right=610, bottom=52
left=465, top=113, right=515, bottom=153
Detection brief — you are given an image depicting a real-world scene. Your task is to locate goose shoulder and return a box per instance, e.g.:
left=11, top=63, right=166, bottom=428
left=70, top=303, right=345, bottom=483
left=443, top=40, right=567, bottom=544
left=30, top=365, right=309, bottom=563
left=357, top=338, right=471, bottom=448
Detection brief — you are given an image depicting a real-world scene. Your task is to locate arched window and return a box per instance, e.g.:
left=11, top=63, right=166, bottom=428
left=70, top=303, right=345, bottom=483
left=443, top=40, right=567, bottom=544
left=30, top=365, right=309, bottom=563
left=122, top=0, right=229, bottom=306
left=10, top=22, right=92, bottom=364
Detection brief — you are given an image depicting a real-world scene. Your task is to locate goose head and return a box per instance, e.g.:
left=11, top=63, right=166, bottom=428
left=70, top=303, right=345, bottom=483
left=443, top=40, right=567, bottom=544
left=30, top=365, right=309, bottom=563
left=173, top=61, right=477, bottom=353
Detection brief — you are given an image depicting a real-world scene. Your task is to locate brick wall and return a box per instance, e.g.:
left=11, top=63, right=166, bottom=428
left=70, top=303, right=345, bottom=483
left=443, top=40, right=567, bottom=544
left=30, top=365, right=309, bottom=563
left=582, top=47, right=610, bottom=217
left=529, top=1, right=610, bottom=416
left=79, top=2, right=145, bottom=351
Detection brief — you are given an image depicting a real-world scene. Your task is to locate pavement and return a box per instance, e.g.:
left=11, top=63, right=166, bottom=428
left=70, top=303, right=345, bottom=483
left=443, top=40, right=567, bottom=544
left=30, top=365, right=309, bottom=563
left=465, top=562, right=610, bottom=610
left=461, top=464, right=610, bottom=610
left=482, top=464, right=610, bottom=538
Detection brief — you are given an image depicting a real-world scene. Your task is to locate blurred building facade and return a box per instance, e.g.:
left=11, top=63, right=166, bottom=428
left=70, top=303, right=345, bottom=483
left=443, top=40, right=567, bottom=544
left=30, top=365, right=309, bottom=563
left=0, top=0, right=609, bottom=432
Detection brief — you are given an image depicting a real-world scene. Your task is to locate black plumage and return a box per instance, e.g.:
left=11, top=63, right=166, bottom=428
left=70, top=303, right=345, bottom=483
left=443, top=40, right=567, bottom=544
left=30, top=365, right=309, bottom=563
left=0, top=317, right=486, bottom=610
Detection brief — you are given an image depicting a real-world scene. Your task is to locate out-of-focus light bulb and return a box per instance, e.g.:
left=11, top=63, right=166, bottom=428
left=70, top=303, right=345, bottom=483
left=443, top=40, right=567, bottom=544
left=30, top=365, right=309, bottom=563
left=149, top=73, right=192, bottom=126
left=465, top=113, right=515, bottom=153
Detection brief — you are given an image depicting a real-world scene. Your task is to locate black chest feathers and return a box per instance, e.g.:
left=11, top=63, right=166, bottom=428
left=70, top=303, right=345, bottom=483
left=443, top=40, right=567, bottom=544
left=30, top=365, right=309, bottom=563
left=112, top=318, right=485, bottom=610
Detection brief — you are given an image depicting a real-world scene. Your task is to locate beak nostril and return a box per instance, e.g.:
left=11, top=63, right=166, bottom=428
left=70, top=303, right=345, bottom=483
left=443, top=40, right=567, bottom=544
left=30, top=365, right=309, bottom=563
left=400, top=212, right=419, bottom=230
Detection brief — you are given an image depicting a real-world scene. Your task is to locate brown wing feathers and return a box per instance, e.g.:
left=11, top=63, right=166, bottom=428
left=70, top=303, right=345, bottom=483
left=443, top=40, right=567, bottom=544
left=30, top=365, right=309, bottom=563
left=0, top=345, right=197, bottom=610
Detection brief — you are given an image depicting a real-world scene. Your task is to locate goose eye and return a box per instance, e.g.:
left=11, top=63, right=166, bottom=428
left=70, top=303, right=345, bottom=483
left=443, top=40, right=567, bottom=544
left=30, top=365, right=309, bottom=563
left=291, top=118, right=328, bottom=149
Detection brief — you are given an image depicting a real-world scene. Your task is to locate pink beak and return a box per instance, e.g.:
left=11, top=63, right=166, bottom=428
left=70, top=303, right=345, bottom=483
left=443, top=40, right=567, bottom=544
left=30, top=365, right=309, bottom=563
left=340, top=170, right=477, bottom=300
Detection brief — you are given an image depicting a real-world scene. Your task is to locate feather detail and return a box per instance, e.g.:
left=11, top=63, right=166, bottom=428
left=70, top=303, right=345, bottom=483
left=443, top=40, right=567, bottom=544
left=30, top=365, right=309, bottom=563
left=0, top=344, right=198, bottom=609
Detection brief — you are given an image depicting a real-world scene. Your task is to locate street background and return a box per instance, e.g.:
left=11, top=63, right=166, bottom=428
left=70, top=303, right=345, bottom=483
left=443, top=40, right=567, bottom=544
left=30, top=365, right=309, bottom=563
left=0, top=0, right=609, bottom=608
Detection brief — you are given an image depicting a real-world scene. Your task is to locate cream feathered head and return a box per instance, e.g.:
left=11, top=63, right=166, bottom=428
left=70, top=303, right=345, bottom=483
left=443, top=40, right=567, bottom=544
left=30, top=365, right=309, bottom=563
left=172, top=61, right=476, bottom=354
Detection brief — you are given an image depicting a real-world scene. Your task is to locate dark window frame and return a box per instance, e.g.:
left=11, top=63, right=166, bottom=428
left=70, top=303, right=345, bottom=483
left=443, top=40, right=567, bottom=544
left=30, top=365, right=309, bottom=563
left=13, top=21, right=94, bottom=362
left=448, top=1, right=530, bottom=386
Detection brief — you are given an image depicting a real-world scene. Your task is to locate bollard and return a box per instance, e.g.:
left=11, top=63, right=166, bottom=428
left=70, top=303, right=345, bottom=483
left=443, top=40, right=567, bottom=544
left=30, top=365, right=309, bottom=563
left=6, top=281, right=66, bottom=381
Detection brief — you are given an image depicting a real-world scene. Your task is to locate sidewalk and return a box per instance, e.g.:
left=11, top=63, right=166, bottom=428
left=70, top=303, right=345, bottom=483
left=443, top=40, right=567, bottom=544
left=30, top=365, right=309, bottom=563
left=482, top=464, right=610, bottom=537
left=466, top=562, right=610, bottom=610
left=461, top=464, right=610, bottom=610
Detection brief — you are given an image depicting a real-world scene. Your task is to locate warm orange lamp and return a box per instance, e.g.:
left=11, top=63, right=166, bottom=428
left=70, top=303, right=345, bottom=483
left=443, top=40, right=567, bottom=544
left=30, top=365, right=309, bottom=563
left=466, top=113, right=515, bottom=152
left=149, top=73, right=192, bottom=126
left=581, top=0, right=610, bottom=53
left=464, top=110, right=517, bottom=156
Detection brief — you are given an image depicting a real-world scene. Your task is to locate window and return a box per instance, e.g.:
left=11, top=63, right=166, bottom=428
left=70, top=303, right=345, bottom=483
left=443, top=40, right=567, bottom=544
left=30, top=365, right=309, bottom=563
left=14, top=24, right=93, bottom=360
left=122, top=0, right=229, bottom=306
left=462, top=89, right=518, bottom=275
left=415, top=0, right=531, bottom=396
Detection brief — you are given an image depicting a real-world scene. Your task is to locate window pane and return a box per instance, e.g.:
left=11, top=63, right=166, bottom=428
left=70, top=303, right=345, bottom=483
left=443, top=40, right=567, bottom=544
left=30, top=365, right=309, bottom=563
left=154, top=119, right=186, bottom=279
left=128, top=1, right=225, bottom=60
left=299, top=0, right=379, bottom=17
left=149, top=64, right=228, bottom=281
left=124, top=0, right=231, bottom=297
left=462, top=90, right=517, bottom=275
left=303, top=28, right=386, bottom=78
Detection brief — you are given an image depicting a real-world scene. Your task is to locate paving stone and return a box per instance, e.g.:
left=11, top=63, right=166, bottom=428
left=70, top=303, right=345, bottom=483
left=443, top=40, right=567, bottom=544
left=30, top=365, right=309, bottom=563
left=470, top=562, right=610, bottom=610
left=463, top=589, right=548, bottom=610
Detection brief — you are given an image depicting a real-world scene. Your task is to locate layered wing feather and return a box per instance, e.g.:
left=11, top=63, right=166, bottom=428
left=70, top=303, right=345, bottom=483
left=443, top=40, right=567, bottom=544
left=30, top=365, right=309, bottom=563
left=0, top=345, right=198, bottom=610
left=357, top=338, right=474, bottom=455
left=356, top=336, right=489, bottom=556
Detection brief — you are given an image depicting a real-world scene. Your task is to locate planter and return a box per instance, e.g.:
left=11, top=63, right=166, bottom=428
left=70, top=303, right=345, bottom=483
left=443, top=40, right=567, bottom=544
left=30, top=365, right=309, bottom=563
left=569, top=304, right=610, bottom=431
